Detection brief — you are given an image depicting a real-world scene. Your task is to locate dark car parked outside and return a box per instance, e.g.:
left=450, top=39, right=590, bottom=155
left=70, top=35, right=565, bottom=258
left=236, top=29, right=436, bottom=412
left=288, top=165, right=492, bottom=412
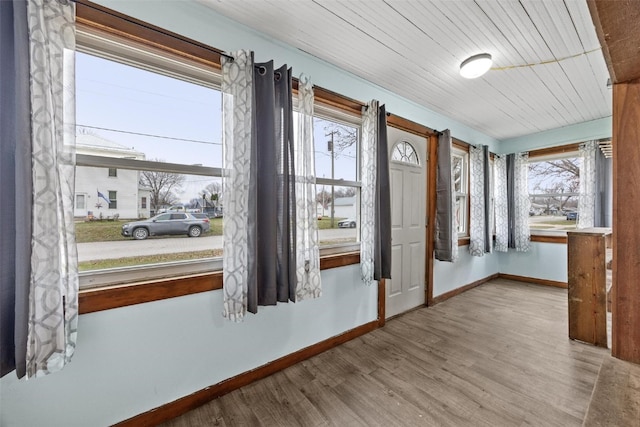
left=566, top=211, right=578, bottom=221
left=121, top=212, right=210, bottom=240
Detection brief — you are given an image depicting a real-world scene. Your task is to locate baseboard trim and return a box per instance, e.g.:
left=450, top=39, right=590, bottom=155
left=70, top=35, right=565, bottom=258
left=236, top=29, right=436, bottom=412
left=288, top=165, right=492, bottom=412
left=432, top=273, right=499, bottom=305
left=498, top=273, right=567, bottom=289
left=114, top=320, right=379, bottom=427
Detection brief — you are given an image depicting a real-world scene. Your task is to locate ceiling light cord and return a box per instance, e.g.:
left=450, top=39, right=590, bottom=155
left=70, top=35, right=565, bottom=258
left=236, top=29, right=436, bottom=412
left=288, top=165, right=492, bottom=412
left=490, top=47, right=602, bottom=71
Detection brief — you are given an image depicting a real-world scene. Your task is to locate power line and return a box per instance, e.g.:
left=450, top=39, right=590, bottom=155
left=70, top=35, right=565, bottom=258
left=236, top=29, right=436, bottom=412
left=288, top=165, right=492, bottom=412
left=77, top=124, right=221, bottom=146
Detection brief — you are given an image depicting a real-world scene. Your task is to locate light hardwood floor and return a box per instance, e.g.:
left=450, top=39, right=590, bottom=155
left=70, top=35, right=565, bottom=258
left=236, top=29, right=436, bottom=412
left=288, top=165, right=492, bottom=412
left=161, top=279, right=608, bottom=427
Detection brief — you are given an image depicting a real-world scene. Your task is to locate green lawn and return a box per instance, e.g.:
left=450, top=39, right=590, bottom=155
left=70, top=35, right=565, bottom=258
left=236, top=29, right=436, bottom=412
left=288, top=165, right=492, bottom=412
left=76, top=216, right=342, bottom=243
left=317, top=216, right=347, bottom=229
left=78, top=249, right=222, bottom=271
left=75, top=217, right=223, bottom=243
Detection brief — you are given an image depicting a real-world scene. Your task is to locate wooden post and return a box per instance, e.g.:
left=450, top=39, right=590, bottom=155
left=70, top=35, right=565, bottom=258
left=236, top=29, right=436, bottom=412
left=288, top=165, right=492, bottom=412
left=567, top=228, right=610, bottom=347
left=612, top=80, right=640, bottom=364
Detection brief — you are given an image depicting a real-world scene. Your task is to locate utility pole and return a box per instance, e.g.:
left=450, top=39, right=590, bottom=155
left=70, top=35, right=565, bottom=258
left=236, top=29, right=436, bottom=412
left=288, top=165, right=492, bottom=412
left=326, top=130, right=337, bottom=228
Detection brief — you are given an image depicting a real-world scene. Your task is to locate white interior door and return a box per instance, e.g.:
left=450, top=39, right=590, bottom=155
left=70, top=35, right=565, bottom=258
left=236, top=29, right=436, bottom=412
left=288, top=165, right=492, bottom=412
left=386, top=127, right=427, bottom=318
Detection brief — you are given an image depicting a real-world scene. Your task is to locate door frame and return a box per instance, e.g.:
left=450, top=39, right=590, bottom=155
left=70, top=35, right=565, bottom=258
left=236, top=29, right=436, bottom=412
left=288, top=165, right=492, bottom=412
left=385, top=116, right=438, bottom=314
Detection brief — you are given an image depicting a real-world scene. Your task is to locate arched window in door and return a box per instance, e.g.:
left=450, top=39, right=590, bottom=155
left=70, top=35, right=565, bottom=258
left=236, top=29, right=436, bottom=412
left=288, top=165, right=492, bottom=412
left=391, top=140, right=420, bottom=165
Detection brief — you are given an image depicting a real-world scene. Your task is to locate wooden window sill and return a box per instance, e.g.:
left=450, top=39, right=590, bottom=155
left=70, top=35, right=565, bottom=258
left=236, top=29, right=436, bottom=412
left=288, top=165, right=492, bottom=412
left=79, top=252, right=360, bottom=314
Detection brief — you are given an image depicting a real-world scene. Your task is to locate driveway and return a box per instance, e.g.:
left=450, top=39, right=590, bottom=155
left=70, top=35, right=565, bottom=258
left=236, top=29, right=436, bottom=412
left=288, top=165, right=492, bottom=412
left=77, top=235, right=223, bottom=262
left=77, top=228, right=357, bottom=262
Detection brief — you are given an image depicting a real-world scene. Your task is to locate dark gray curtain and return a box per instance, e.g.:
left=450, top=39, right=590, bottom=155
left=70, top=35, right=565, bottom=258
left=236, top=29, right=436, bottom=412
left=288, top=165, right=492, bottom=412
left=594, top=150, right=612, bottom=228
left=1, top=0, right=31, bottom=379
left=374, top=105, right=391, bottom=280
left=482, top=146, right=491, bottom=253
left=435, top=129, right=455, bottom=261
left=506, top=153, right=516, bottom=249
left=251, top=61, right=296, bottom=311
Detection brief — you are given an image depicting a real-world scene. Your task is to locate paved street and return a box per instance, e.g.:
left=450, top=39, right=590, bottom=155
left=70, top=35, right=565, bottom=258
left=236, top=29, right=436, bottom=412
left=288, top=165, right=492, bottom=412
left=77, top=228, right=357, bottom=262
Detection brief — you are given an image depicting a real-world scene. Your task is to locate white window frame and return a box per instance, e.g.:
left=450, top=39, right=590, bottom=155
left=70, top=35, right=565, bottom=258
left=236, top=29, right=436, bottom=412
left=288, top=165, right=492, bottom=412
left=391, top=140, right=420, bottom=166
left=313, top=104, right=362, bottom=254
left=452, top=147, right=469, bottom=237
left=527, top=151, right=581, bottom=234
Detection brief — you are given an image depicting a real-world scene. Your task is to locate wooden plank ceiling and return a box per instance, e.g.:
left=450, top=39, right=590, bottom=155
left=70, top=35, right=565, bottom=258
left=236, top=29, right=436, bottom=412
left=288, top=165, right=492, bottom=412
left=198, top=0, right=611, bottom=141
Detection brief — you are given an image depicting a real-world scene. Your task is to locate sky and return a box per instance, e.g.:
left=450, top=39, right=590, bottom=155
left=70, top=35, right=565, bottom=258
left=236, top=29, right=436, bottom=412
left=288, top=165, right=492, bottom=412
left=76, top=52, right=358, bottom=204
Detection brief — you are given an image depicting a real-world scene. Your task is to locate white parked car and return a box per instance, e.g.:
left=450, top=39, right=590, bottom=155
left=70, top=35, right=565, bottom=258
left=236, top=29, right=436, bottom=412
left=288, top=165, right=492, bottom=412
left=338, top=218, right=356, bottom=228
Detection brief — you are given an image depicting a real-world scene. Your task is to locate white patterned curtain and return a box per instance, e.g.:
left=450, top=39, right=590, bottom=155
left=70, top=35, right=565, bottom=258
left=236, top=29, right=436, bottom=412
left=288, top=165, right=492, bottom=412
left=469, top=145, right=486, bottom=256
left=360, top=100, right=392, bottom=282
left=294, top=76, right=321, bottom=300
left=578, top=140, right=597, bottom=229
left=513, top=153, right=531, bottom=252
left=494, top=156, right=508, bottom=252
left=361, top=101, right=378, bottom=285
left=26, top=0, right=78, bottom=378
left=221, top=50, right=253, bottom=322
left=434, top=130, right=459, bottom=262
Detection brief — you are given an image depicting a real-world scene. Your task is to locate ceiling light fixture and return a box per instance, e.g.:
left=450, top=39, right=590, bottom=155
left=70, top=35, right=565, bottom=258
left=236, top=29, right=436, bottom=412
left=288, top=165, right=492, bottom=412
left=459, top=53, right=493, bottom=79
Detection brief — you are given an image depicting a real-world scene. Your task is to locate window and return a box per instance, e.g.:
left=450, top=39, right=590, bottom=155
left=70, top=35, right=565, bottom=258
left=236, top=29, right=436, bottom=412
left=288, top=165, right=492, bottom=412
left=76, top=28, right=223, bottom=287
left=452, top=148, right=469, bottom=236
left=391, top=141, right=419, bottom=165
left=75, top=194, right=86, bottom=210
left=75, top=25, right=364, bottom=290
left=108, top=191, right=117, bottom=209
left=312, top=109, right=361, bottom=247
left=528, top=153, right=581, bottom=232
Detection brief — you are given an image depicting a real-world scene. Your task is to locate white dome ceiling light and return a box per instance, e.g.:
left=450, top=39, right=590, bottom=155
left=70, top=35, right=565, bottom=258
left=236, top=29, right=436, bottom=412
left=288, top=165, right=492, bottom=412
left=459, top=53, right=493, bottom=79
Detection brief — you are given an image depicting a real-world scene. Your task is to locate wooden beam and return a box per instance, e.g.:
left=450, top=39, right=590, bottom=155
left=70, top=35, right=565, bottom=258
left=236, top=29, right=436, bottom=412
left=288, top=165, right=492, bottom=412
left=612, top=79, right=640, bottom=364
left=588, top=0, right=640, bottom=84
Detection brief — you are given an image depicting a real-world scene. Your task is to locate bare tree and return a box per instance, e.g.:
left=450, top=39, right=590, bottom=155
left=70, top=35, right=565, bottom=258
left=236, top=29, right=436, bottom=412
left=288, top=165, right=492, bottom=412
left=316, top=188, right=332, bottom=210
left=334, top=187, right=357, bottom=198
left=139, top=162, right=185, bottom=212
left=202, top=181, right=222, bottom=207
left=323, top=121, right=358, bottom=155
left=529, top=158, right=580, bottom=192
left=529, top=158, right=580, bottom=214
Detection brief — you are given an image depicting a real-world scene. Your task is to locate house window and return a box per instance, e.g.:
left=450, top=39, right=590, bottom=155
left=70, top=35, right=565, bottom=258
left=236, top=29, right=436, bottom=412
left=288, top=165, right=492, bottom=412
left=75, top=194, right=86, bottom=210
left=75, top=22, right=363, bottom=289
left=108, top=191, right=117, bottom=209
left=452, top=148, right=469, bottom=236
left=391, top=141, right=419, bottom=165
left=312, top=111, right=361, bottom=246
left=528, top=153, right=581, bottom=231
left=75, top=29, right=223, bottom=287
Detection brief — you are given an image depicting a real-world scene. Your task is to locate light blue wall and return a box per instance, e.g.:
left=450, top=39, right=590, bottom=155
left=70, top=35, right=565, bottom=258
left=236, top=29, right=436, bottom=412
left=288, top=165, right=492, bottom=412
left=0, top=265, right=375, bottom=427
left=497, top=116, right=612, bottom=155
left=497, top=242, right=568, bottom=283
left=433, top=248, right=500, bottom=297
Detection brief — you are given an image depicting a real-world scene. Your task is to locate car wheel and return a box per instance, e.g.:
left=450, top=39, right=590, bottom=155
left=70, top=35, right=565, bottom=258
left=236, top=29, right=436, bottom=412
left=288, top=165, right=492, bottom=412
left=188, top=226, right=202, bottom=237
left=133, top=227, right=149, bottom=240
left=350, top=222, right=356, bottom=228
